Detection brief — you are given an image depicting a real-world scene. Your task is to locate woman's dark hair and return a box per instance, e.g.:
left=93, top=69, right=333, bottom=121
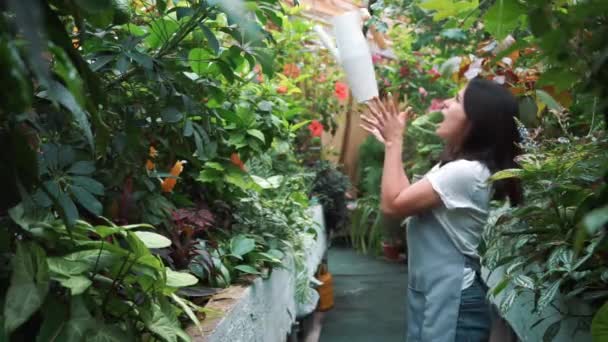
left=441, top=77, right=523, bottom=205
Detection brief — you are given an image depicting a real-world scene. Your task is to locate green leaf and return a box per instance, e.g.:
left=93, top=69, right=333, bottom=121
left=225, top=170, right=251, bottom=189
left=188, top=48, right=213, bottom=75
left=59, top=296, right=95, bottom=341
left=538, top=280, right=562, bottom=313
left=37, top=297, right=69, bottom=342
left=67, top=161, right=96, bottom=175
left=230, top=235, right=256, bottom=257
left=70, top=176, right=104, bottom=196
left=251, top=175, right=283, bottom=189
left=583, top=206, right=608, bottom=234
left=290, top=120, right=310, bottom=132
left=133, top=231, right=171, bottom=249
left=74, top=0, right=112, bottom=13
left=253, top=49, right=274, bottom=76
left=146, top=19, right=179, bottom=49
left=4, top=242, right=50, bottom=333
left=70, top=185, right=103, bottom=216
left=205, top=162, right=224, bottom=171
left=419, top=0, right=478, bottom=21
left=55, top=275, right=92, bottom=295
left=513, top=274, right=535, bottom=290
left=483, top=0, right=525, bottom=40
left=543, top=320, right=561, bottom=342
left=141, top=299, right=186, bottom=342
left=45, top=81, right=94, bottom=151
left=247, top=129, right=265, bottom=143
left=536, top=89, right=563, bottom=111
left=166, top=269, right=199, bottom=288
left=199, top=23, right=220, bottom=55
left=492, top=277, right=510, bottom=296
left=592, top=301, right=608, bottom=342
left=170, top=293, right=202, bottom=335
left=48, top=257, right=90, bottom=277
left=490, top=169, right=523, bottom=181
left=161, top=107, right=183, bottom=123
left=234, top=265, right=261, bottom=275
left=499, top=290, right=517, bottom=314
left=88, top=323, right=129, bottom=342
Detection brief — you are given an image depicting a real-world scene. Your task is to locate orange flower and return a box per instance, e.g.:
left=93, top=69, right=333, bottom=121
left=254, top=64, right=264, bottom=82
left=230, top=153, right=246, bottom=171
left=277, top=85, right=288, bottom=94
left=283, top=63, right=301, bottom=78
left=161, top=160, right=186, bottom=193
left=146, top=159, right=155, bottom=171
left=334, top=82, right=349, bottom=101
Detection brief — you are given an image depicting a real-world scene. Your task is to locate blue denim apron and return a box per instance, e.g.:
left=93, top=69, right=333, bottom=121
left=406, top=210, right=478, bottom=342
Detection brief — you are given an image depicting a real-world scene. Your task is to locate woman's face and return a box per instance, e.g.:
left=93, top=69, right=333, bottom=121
left=436, top=87, right=470, bottom=146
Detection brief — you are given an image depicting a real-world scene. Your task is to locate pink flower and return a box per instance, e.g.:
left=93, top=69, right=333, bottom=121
left=334, top=82, right=349, bottom=101
left=372, top=54, right=382, bottom=64
left=428, top=68, right=441, bottom=82
left=428, top=98, right=444, bottom=112
left=418, top=87, right=428, bottom=98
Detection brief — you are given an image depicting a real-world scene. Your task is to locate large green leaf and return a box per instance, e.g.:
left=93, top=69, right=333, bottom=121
left=74, top=0, right=112, bottom=13
left=592, top=301, right=608, bottom=342
left=146, top=19, right=179, bottom=49
left=230, top=235, right=256, bottom=257
left=583, top=206, right=608, bottom=234
left=55, top=275, right=93, bottom=295
left=44, top=81, right=94, bottom=151
left=247, top=129, right=265, bottom=143
left=4, top=242, right=50, bottom=333
left=537, top=280, right=562, bottom=313
left=543, top=320, right=561, bottom=342
left=141, top=299, right=189, bottom=342
left=134, top=231, right=172, bottom=249
left=58, top=296, right=95, bottom=342
left=536, top=89, right=563, bottom=111
left=234, top=265, right=261, bottom=275
left=70, top=176, right=104, bottom=195
left=188, top=48, right=213, bottom=75
left=166, top=269, right=199, bottom=288
left=483, top=0, right=526, bottom=40
left=70, top=185, right=103, bottom=216
left=199, top=23, right=220, bottom=55
left=419, top=0, right=478, bottom=21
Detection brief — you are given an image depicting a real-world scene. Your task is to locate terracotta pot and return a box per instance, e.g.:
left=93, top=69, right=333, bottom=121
left=382, top=241, right=400, bottom=260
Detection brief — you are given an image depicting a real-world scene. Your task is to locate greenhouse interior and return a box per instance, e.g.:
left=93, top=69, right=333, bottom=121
left=1, top=0, right=607, bottom=341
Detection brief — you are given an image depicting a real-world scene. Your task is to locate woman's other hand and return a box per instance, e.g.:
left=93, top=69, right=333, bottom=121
left=360, top=94, right=413, bottom=146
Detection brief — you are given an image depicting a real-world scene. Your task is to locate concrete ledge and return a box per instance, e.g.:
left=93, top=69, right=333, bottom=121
left=187, top=205, right=327, bottom=342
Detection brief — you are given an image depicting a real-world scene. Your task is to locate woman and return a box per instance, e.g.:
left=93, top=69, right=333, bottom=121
left=361, top=78, right=522, bottom=342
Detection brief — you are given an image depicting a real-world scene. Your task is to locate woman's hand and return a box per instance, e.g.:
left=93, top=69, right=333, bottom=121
left=360, top=94, right=413, bottom=146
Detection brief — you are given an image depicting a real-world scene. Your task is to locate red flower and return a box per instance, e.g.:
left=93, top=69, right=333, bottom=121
left=399, top=65, right=410, bottom=77
left=308, top=120, right=324, bottom=137
left=277, top=85, right=288, bottom=94
left=230, top=153, right=247, bottom=171
left=428, top=68, right=441, bottom=82
left=334, top=82, right=349, bottom=101
left=283, top=63, right=301, bottom=78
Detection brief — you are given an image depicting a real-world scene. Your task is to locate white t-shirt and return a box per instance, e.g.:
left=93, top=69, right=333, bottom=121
left=424, top=159, right=492, bottom=290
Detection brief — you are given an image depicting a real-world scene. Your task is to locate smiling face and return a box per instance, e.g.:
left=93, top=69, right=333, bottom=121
left=436, top=87, right=470, bottom=147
